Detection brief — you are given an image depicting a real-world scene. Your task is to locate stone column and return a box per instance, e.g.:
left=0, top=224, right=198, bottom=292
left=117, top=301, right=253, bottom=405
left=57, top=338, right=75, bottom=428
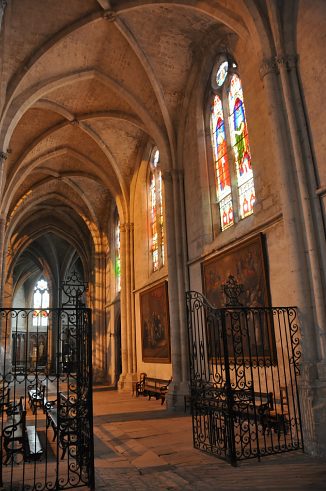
left=260, top=59, right=317, bottom=362
left=276, top=55, right=326, bottom=359
left=163, top=169, right=189, bottom=409
left=0, top=216, right=5, bottom=303
left=276, top=54, right=326, bottom=457
left=260, top=57, right=326, bottom=455
left=118, top=222, right=137, bottom=392
left=93, top=249, right=106, bottom=382
left=117, top=223, right=128, bottom=388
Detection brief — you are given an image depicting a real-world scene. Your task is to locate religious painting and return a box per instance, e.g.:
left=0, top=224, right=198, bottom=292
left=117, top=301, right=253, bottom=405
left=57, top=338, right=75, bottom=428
left=202, top=234, right=275, bottom=363
left=140, top=281, right=171, bottom=363
left=202, top=234, right=270, bottom=309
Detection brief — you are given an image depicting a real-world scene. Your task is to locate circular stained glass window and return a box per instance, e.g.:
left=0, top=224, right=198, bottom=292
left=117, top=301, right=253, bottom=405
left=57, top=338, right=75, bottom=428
left=216, top=61, right=229, bottom=87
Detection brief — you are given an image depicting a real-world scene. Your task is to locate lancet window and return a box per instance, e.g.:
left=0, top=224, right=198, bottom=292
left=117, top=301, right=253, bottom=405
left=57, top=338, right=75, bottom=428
left=149, top=147, right=165, bottom=272
left=210, top=56, right=255, bottom=231
left=32, top=278, right=49, bottom=327
left=115, top=215, right=121, bottom=293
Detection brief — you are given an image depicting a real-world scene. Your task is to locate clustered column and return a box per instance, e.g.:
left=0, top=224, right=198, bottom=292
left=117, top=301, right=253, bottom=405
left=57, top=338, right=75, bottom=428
left=162, top=168, right=189, bottom=408
left=118, top=221, right=137, bottom=391
left=260, top=54, right=326, bottom=455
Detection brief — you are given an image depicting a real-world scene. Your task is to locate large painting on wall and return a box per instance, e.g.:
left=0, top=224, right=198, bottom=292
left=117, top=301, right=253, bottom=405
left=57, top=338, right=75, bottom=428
left=202, top=234, right=275, bottom=362
left=140, top=281, right=171, bottom=363
left=202, top=233, right=270, bottom=308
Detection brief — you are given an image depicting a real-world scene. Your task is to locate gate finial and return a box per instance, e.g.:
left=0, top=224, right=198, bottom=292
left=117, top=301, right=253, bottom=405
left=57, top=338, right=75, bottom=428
left=221, top=275, right=244, bottom=307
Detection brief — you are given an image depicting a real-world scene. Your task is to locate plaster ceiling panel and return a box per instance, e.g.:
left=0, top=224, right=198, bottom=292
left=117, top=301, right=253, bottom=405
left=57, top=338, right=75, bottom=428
left=44, top=78, right=135, bottom=118
left=34, top=154, right=103, bottom=179
left=87, top=118, right=145, bottom=182
left=66, top=176, right=112, bottom=223
left=2, top=0, right=100, bottom=89
left=16, top=20, right=159, bottom=118
left=6, top=108, right=65, bottom=176
left=120, top=5, right=223, bottom=126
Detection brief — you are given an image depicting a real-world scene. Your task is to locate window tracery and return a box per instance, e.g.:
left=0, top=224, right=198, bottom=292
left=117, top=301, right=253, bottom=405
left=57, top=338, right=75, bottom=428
left=210, top=56, right=255, bottom=231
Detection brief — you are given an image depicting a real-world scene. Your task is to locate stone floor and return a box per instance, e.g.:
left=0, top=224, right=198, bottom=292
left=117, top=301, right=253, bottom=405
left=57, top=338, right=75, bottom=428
left=93, top=390, right=326, bottom=490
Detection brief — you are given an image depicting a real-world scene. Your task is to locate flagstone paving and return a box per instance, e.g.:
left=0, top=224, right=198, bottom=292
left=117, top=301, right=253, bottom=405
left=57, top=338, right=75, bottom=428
left=93, top=390, right=326, bottom=490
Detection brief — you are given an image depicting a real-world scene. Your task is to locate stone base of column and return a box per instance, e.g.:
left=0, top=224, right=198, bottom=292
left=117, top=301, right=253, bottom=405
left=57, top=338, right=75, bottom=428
left=166, top=381, right=190, bottom=412
left=299, top=361, right=326, bottom=456
left=117, top=372, right=138, bottom=395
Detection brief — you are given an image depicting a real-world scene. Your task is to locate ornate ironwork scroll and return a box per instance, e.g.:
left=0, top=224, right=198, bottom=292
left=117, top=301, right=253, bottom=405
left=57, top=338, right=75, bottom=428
left=186, top=290, right=303, bottom=465
left=0, top=307, right=94, bottom=490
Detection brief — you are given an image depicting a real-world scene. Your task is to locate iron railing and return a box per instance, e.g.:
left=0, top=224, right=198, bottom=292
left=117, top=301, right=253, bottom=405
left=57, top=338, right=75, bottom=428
left=186, top=290, right=303, bottom=465
left=0, top=307, right=94, bottom=490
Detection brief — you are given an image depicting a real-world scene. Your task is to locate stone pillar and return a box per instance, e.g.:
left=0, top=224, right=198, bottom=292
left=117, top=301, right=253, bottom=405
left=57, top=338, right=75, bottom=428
left=163, top=169, right=189, bottom=409
left=92, top=250, right=106, bottom=382
left=260, top=57, right=326, bottom=455
left=117, top=222, right=137, bottom=392
left=260, top=59, right=317, bottom=362
left=117, top=223, right=128, bottom=388
left=0, top=216, right=5, bottom=303
left=276, top=54, right=326, bottom=457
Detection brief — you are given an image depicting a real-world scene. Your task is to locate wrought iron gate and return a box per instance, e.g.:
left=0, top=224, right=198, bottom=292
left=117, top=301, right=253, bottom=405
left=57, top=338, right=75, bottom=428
left=0, top=303, right=94, bottom=489
left=186, top=289, right=303, bottom=465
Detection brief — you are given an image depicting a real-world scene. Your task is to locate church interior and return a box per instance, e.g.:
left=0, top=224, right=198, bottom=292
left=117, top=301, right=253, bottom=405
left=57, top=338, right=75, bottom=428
left=0, top=1, right=325, bottom=483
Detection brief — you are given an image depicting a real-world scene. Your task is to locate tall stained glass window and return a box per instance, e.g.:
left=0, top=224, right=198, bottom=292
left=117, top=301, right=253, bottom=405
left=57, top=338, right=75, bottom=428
left=210, top=56, right=255, bottom=230
left=115, top=215, right=121, bottom=293
left=33, top=278, right=49, bottom=327
left=149, top=147, right=165, bottom=272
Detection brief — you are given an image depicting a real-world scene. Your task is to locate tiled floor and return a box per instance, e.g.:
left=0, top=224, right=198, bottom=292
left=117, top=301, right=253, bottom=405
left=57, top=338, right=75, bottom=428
left=93, top=390, right=326, bottom=490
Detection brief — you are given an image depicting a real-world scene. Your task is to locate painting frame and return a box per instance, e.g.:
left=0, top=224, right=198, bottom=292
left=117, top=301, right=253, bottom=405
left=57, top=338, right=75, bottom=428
left=140, top=281, right=171, bottom=364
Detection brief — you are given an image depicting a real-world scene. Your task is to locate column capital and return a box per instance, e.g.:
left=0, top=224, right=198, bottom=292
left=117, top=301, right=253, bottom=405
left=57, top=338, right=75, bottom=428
left=275, top=54, right=298, bottom=71
left=120, top=222, right=134, bottom=233
left=259, top=58, right=278, bottom=79
left=162, top=168, right=183, bottom=182
left=162, top=169, right=173, bottom=182
left=260, top=54, right=298, bottom=79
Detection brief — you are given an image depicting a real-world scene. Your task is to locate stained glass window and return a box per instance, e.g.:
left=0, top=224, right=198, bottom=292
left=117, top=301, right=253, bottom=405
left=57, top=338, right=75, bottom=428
left=210, top=57, right=255, bottom=230
left=149, top=147, right=164, bottom=272
left=115, top=216, right=121, bottom=292
left=228, top=74, right=255, bottom=218
left=33, top=279, right=49, bottom=327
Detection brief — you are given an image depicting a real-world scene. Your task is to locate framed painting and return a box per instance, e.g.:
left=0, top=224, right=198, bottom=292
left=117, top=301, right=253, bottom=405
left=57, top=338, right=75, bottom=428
left=202, top=233, right=270, bottom=309
left=140, top=281, right=171, bottom=363
left=202, top=234, right=275, bottom=363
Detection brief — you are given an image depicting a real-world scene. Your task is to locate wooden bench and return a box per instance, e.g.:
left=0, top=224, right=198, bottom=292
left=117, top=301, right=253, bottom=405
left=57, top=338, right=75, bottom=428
left=189, top=384, right=289, bottom=435
left=136, top=373, right=172, bottom=405
left=28, top=380, right=46, bottom=414
left=3, top=397, right=43, bottom=463
left=46, top=392, right=79, bottom=459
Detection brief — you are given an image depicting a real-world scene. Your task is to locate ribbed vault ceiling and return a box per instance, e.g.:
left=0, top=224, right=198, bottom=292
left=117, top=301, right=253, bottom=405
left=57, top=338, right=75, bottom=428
left=0, top=0, right=254, bottom=286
